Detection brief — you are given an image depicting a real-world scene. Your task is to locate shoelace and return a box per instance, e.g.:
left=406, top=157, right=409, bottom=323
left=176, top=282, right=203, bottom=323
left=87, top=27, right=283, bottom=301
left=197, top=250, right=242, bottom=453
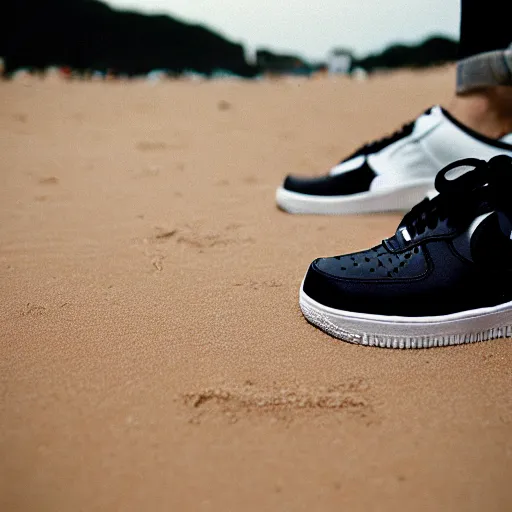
left=360, top=121, right=415, bottom=154
left=343, top=120, right=415, bottom=162
left=400, top=156, right=512, bottom=239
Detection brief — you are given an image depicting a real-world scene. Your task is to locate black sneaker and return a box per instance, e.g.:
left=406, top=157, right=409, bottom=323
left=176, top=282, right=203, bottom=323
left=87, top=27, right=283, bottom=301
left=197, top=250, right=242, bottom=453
left=300, top=155, right=512, bottom=348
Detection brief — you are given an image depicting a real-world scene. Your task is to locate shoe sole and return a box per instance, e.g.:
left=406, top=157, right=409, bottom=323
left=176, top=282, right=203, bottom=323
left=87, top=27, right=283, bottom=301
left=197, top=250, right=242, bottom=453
left=300, top=285, right=512, bottom=349
left=276, top=180, right=434, bottom=215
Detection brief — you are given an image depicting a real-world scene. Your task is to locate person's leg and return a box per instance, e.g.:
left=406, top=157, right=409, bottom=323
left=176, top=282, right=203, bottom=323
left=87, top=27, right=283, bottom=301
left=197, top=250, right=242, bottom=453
left=458, top=0, right=509, bottom=58
left=449, top=0, right=512, bottom=139
left=457, top=0, right=511, bottom=90
left=449, top=86, right=512, bottom=139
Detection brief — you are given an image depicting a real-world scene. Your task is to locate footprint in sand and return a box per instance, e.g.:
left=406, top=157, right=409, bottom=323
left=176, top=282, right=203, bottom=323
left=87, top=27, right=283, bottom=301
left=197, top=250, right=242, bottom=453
left=136, top=141, right=168, bottom=152
left=154, top=229, right=178, bottom=241
left=137, top=227, right=253, bottom=270
left=20, top=303, right=46, bottom=317
left=180, top=380, right=374, bottom=425
left=137, top=227, right=178, bottom=272
left=233, top=279, right=283, bottom=290
left=39, top=177, right=59, bottom=185
left=176, top=230, right=254, bottom=251
left=13, top=113, right=27, bottom=123
left=218, top=100, right=231, bottom=111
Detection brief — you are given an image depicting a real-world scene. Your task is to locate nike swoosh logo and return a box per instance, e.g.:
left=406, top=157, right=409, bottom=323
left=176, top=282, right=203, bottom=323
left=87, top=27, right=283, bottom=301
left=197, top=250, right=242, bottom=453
left=451, top=211, right=495, bottom=262
left=469, top=212, right=494, bottom=239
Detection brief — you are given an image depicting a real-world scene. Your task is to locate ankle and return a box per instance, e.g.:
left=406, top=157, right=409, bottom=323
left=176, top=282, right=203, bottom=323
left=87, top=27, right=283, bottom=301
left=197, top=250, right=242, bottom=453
left=448, top=87, right=512, bottom=139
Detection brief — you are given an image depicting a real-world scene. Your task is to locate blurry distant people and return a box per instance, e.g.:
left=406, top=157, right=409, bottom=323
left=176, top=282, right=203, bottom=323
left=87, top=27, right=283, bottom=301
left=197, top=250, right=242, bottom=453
left=276, top=0, right=512, bottom=215
left=61, top=66, right=73, bottom=80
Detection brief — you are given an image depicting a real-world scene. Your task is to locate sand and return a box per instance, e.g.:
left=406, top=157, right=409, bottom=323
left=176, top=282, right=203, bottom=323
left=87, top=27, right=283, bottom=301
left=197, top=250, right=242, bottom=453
left=1, top=67, right=511, bottom=512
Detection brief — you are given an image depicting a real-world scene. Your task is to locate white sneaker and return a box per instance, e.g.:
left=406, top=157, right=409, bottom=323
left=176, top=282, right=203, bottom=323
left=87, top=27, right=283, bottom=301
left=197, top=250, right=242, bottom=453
left=276, top=106, right=512, bottom=214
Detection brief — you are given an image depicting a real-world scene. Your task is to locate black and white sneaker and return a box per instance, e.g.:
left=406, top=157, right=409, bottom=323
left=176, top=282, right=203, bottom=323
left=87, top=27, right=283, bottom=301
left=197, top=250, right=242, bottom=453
left=300, top=155, right=512, bottom=348
left=277, top=106, right=512, bottom=214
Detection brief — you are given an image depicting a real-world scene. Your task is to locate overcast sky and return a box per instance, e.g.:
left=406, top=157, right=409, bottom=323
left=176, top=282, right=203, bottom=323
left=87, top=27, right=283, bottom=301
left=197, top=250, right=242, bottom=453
left=104, top=0, right=460, bottom=61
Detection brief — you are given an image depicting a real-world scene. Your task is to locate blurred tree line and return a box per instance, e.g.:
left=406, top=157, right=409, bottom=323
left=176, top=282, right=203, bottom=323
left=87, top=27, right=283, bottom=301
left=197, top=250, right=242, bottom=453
left=355, top=37, right=458, bottom=71
left=1, top=0, right=257, bottom=77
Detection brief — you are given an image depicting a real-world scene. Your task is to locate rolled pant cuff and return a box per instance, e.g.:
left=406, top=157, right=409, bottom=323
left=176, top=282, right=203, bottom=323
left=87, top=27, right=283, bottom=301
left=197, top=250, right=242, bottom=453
left=457, top=47, right=512, bottom=93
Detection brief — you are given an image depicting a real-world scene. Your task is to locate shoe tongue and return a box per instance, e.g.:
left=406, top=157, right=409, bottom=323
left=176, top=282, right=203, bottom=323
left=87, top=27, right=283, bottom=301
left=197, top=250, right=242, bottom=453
left=428, top=105, right=441, bottom=115
left=499, top=133, right=512, bottom=144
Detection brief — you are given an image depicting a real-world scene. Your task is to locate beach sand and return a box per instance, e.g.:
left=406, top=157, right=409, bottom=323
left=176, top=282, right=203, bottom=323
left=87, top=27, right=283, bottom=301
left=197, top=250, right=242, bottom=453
left=1, top=67, right=511, bottom=511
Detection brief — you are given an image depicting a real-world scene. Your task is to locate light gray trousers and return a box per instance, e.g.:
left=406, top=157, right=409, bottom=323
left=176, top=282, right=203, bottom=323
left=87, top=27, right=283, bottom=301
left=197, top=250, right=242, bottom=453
left=457, top=45, right=512, bottom=93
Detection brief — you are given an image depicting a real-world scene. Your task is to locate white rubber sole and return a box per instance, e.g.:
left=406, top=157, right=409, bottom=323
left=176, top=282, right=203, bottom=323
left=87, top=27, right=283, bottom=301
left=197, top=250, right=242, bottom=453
left=276, top=180, right=434, bottom=215
left=300, top=285, right=512, bottom=349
